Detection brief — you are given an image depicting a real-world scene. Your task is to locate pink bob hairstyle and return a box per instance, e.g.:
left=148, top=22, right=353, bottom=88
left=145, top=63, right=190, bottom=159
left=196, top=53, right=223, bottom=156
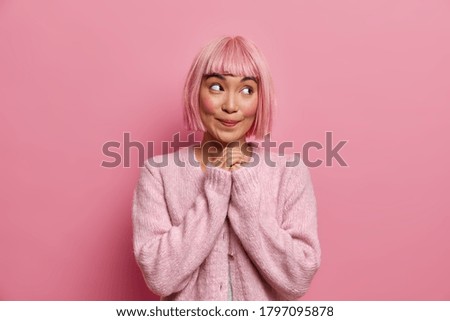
left=183, top=35, right=276, bottom=139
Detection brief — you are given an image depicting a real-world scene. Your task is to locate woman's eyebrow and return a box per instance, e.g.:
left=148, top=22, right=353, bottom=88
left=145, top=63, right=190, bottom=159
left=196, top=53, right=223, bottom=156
left=204, top=73, right=257, bottom=83
left=241, top=76, right=258, bottom=83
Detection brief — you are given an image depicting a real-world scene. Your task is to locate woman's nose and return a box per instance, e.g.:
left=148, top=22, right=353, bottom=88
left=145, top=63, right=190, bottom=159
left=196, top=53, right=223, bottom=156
left=221, top=94, right=239, bottom=113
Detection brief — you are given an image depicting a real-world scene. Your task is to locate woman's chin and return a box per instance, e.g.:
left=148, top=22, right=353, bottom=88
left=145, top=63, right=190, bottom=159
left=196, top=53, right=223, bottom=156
left=212, top=132, right=246, bottom=144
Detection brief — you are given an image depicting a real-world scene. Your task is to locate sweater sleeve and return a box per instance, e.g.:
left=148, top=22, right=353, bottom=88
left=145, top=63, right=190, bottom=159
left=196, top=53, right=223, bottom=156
left=227, top=160, right=321, bottom=300
left=132, top=162, right=231, bottom=297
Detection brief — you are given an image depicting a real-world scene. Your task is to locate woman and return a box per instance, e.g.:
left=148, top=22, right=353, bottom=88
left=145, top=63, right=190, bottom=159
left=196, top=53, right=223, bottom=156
left=132, top=35, right=321, bottom=300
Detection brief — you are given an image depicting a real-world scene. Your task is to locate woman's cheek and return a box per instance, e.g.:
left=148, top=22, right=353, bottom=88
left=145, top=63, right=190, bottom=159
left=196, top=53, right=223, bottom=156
left=242, top=100, right=258, bottom=117
left=200, top=96, right=217, bottom=114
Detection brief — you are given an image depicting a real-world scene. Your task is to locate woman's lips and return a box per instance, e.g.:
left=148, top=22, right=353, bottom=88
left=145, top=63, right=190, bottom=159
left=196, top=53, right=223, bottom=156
left=218, top=119, right=240, bottom=127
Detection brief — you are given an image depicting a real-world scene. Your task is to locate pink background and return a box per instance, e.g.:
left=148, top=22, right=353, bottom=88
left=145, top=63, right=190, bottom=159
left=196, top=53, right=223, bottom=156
left=1, top=0, right=449, bottom=300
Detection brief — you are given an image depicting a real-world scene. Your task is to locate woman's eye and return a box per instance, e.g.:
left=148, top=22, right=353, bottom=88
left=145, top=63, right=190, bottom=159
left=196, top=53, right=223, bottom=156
left=242, top=87, right=253, bottom=95
left=210, top=84, right=222, bottom=91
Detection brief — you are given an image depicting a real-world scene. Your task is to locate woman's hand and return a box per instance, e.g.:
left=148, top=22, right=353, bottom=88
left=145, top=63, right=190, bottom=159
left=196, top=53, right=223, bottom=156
left=208, top=146, right=251, bottom=171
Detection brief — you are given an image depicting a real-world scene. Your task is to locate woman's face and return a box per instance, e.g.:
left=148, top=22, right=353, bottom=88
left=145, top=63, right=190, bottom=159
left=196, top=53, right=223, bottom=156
left=198, top=72, right=258, bottom=145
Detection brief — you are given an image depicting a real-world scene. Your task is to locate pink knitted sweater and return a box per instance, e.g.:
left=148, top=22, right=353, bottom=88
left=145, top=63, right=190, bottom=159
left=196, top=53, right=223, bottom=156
left=132, top=143, right=321, bottom=300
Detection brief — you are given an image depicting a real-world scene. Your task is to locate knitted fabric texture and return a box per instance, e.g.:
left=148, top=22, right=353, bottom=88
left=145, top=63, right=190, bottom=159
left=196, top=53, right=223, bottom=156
left=132, top=144, right=321, bottom=300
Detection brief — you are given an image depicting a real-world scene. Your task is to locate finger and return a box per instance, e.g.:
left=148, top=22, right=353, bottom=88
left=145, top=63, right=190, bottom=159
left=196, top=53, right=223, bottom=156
left=229, top=163, right=241, bottom=171
left=225, top=149, right=247, bottom=160
left=213, top=148, right=249, bottom=168
left=228, top=154, right=251, bottom=166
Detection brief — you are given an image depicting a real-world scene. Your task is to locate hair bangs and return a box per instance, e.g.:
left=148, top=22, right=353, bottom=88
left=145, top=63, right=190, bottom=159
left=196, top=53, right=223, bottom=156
left=204, top=39, right=259, bottom=80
